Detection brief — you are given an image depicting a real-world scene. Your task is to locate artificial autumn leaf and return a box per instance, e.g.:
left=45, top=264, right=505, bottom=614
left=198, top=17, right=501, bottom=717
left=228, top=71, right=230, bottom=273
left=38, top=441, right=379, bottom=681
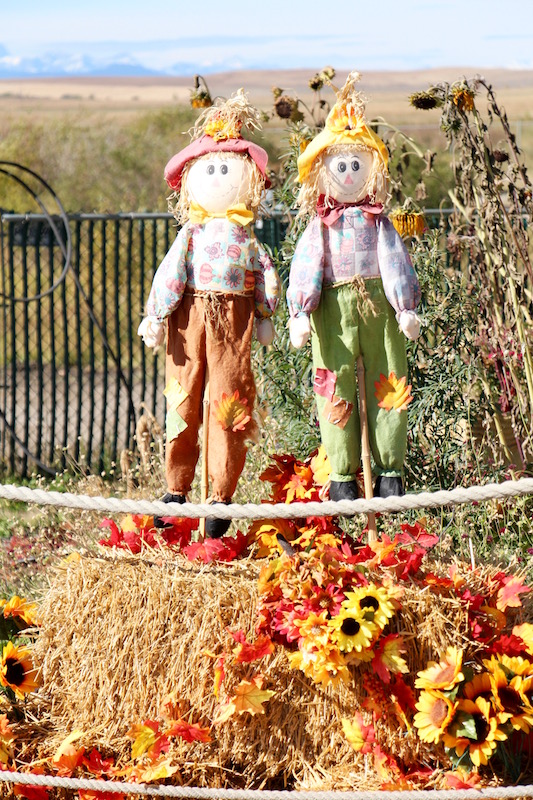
left=159, top=689, right=188, bottom=722
left=372, top=635, right=409, bottom=684
left=183, top=538, right=232, bottom=564
left=374, top=372, right=412, bottom=412
left=310, top=445, right=331, bottom=486
left=79, top=790, right=120, bottom=800
left=341, top=712, right=376, bottom=753
left=283, top=463, right=316, bottom=503
left=229, top=631, right=275, bottom=663
left=82, top=748, right=115, bottom=776
left=513, top=622, right=533, bottom=656
left=213, top=390, right=251, bottom=432
left=166, top=719, right=212, bottom=743
left=51, top=730, right=85, bottom=776
left=444, top=771, right=482, bottom=789
left=163, top=376, right=189, bottom=410
left=496, top=574, right=530, bottom=611
left=214, top=675, right=275, bottom=724
left=14, top=768, right=50, bottom=800
left=129, top=757, right=178, bottom=783
left=0, top=713, right=14, bottom=764
left=126, top=720, right=169, bottom=761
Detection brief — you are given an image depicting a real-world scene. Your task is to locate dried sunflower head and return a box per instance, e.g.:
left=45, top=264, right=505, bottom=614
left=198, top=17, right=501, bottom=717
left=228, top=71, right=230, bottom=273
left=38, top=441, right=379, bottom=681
left=492, top=149, right=509, bottom=163
left=309, top=74, right=324, bottom=92
left=320, top=66, right=336, bottom=81
left=452, top=86, right=475, bottom=112
left=274, top=95, right=297, bottom=119
left=409, top=90, right=441, bottom=110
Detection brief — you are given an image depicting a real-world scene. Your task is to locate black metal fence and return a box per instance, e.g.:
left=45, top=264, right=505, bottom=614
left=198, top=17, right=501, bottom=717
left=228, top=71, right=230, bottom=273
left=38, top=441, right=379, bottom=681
left=0, top=211, right=288, bottom=479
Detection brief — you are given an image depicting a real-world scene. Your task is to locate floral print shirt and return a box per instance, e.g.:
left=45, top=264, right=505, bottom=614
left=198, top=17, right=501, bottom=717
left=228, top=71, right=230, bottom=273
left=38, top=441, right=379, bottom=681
left=145, top=218, right=281, bottom=321
left=287, top=207, right=421, bottom=318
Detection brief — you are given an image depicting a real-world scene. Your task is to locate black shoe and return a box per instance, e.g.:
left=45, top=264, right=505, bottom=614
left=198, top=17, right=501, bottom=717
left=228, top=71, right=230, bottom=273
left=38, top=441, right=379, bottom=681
left=329, top=479, right=359, bottom=517
left=374, top=476, right=404, bottom=498
left=205, top=501, right=231, bottom=539
left=154, top=493, right=186, bottom=528
left=329, top=480, right=359, bottom=502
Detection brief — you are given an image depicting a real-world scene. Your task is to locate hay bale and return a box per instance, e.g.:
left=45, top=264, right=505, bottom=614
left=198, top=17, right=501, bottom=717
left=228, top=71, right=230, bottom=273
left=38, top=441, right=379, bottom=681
left=21, top=551, right=531, bottom=790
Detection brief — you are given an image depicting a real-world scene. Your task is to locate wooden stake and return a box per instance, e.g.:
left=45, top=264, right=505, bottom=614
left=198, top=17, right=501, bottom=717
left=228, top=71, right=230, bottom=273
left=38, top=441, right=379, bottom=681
left=199, top=369, right=210, bottom=540
left=356, top=355, right=378, bottom=542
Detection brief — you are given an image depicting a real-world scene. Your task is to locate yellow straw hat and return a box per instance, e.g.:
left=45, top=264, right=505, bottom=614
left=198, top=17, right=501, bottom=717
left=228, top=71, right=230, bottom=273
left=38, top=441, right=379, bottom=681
left=297, top=71, right=389, bottom=183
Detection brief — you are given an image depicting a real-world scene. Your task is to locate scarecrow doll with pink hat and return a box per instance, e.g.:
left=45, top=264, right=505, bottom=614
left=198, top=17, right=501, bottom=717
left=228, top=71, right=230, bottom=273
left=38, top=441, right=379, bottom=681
left=138, top=91, right=281, bottom=537
left=287, top=72, right=421, bottom=502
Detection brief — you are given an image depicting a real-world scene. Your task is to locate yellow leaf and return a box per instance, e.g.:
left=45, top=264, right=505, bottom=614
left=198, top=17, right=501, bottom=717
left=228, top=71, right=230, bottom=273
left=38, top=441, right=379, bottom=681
left=374, top=372, right=412, bottom=412
left=53, top=730, right=84, bottom=762
left=127, top=722, right=157, bottom=760
left=133, top=758, right=179, bottom=783
left=214, top=675, right=274, bottom=723
left=310, top=445, right=331, bottom=486
left=163, top=377, right=189, bottom=410
left=213, top=390, right=251, bottom=432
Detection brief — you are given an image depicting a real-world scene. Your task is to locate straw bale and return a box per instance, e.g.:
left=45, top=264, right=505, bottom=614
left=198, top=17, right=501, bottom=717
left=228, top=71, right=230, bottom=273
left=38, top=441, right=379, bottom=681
left=17, top=552, right=532, bottom=790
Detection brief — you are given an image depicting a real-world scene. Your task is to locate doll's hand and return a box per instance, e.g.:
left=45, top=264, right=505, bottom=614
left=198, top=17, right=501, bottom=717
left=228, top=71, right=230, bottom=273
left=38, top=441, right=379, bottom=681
left=397, top=310, right=421, bottom=341
left=289, top=315, right=311, bottom=348
left=138, top=317, right=165, bottom=349
left=256, top=318, right=275, bottom=346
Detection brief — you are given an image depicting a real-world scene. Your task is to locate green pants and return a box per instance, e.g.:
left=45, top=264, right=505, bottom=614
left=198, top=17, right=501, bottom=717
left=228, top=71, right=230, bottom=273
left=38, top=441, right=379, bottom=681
left=311, top=279, right=408, bottom=483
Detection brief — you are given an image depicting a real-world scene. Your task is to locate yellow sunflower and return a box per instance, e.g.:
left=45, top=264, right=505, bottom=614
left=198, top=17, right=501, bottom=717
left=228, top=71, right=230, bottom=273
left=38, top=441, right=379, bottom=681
left=489, top=666, right=533, bottom=733
left=463, top=672, right=493, bottom=703
left=483, top=654, right=533, bottom=678
left=414, top=689, right=456, bottom=743
left=343, top=584, right=395, bottom=630
left=329, top=608, right=377, bottom=653
left=415, top=646, right=464, bottom=691
left=442, top=697, right=507, bottom=767
left=1, top=596, right=39, bottom=627
left=1, top=642, right=40, bottom=699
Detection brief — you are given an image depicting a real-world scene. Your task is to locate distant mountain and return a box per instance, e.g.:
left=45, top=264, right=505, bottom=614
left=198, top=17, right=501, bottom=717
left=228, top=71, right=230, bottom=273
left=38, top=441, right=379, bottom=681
left=0, top=48, right=161, bottom=78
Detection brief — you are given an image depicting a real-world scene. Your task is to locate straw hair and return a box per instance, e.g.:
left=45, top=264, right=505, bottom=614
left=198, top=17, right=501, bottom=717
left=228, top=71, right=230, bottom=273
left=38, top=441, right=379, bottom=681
left=16, top=552, right=528, bottom=790
left=191, top=89, right=263, bottom=141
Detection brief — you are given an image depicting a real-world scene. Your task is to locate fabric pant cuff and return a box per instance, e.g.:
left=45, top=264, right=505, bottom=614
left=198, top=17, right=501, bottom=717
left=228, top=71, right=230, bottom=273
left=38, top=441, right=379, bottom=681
left=329, top=473, right=358, bottom=483
left=374, top=469, right=402, bottom=478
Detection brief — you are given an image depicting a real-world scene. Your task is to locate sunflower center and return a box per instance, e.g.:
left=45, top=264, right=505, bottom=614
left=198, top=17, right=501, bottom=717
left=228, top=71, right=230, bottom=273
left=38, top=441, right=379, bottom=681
left=473, top=713, right=490, bottom=743
left=499, top=686, right=522, bottom=716
left=4, top=658, right=25, bottom=687
left=340, top=617, right=361, bottom=636
left=430, top=697, right=449, bottom=727
left=360, top=597, right=380, bottom=611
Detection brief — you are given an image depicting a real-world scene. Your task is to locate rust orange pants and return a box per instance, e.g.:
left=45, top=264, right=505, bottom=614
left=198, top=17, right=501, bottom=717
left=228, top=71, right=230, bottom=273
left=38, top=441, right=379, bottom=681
left=165, top=292, right=256, bottom=501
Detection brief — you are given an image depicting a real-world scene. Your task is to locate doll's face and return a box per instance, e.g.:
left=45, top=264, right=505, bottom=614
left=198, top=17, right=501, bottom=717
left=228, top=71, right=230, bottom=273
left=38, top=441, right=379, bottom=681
left=187, top=152, right=253, bottom=213
left=318, top=148, right=374, bottom=203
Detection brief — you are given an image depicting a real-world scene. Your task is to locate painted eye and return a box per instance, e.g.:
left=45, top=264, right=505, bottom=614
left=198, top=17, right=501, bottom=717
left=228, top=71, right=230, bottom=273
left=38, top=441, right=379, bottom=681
left=351, top=160, right=360, bottom=172
left=207, top=164, right=215, bottom=175
left=337, top=161, right=347, bottom=173
left=220, top=164, right=229, bottom=175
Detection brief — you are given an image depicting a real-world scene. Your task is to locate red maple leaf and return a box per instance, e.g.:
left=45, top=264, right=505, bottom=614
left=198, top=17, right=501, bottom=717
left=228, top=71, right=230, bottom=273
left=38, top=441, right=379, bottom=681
left=82, top=748, right=115, bottom=776
left=167, top=719, right=212, bottom=743
left=183, top=539, right=228, bottom=563
left=497, top=575, right=530, bottom=611
left=233, top=633, right=275, bottom=664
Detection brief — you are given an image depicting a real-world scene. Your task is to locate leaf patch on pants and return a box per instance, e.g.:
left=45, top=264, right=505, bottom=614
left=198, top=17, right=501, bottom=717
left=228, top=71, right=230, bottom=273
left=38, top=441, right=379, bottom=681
left=322, top=395, right=353, bottom=429
left=313, top=368, right=336, bottom=401
left=166, top=408, right=188, bottom=441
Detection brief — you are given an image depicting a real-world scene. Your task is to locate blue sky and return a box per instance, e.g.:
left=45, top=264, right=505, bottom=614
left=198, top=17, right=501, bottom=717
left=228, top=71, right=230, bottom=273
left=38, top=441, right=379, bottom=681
left=1, top=0, right=533, bottom=73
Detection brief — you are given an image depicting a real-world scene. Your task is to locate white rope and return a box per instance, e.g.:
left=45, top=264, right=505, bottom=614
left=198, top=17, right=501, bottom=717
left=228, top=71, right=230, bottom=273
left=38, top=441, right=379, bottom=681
left=1, top=770, right=533, bottom=799
left=0, top=478, right=532, bottom=520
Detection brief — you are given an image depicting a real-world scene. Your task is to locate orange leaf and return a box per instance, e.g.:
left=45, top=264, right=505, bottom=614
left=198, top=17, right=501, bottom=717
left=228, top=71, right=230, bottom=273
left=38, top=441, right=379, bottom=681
left=214, top=674, right=275, bottom=724
left=214, top=654, right=226, bottom=697
left=374, top=372, right=412, bottom=412
left=496, top=575, right=530, bottom=611
left=232, top=634, right=275, bottom=664
left=166, top=719, right=212, bottom=743
left=213, top=390, right=251, bottom=432
left=51, top=731, right=85, bottom=776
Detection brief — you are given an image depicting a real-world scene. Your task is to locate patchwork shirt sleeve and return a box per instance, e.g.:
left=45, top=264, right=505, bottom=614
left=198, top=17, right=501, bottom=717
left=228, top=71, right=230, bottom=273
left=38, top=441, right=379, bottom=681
left=145, top=225, right=189, bottom=321
left=287, top=216, right=325, bottom=318
left=253, top=240, right=282, bottom=319
left=376, top=216, right=421, bottom=313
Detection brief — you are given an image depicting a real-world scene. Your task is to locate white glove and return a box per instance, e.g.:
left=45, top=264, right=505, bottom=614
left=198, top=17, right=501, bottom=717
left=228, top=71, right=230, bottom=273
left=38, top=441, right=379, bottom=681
left=138, top=317, right=165, bottom=349
left=289, top=315, right=311, bottom=348
left=256, top=318, right=275, bottom=346
left=396, top=310, right=421, bottom=341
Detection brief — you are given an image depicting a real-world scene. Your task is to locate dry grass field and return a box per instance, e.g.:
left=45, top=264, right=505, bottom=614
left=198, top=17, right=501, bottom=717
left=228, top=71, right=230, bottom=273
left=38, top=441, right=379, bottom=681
left=1, top=67, right=531, bottom=178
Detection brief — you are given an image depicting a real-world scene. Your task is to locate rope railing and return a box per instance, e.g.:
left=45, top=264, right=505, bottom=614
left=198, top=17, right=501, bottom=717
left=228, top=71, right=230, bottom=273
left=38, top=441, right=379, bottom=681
left=0, top=478, right=533, bottom=519
left=2, top=770, right=533, bottom=799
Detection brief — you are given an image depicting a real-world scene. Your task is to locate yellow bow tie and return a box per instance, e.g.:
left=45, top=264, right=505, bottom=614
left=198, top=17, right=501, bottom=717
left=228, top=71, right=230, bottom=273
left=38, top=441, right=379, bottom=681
left=189, top=202, right=254, bottom=227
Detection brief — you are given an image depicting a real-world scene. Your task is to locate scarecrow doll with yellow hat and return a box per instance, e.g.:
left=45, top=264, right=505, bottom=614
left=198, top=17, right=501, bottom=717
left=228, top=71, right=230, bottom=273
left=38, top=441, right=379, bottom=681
left=138, top=91, right=281, bottom=537
left=287, top=72, right=421, bottom=501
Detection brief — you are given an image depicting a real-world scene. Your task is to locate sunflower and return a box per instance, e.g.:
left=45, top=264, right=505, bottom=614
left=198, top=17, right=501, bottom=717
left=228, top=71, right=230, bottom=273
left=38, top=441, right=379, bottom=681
left=343, top=584, right=395, bottom=630
left=415, top=646, right=464, bottom=691
left=484, top=654, right=533, bottom=678
left=1, top=642, right=40, bottom=699
left=293, top=640, right=350, bottom=688
left=463, top=672, right=493, bottom=703
left=489, top=665, right=533, bottom=733
left=414, top=689, right=456, bottom=743
left=329, top=608, right=377, bottom=653
left=442, top=697, right=507, bottom=767
left=1, top=595, right=39, bottom=627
